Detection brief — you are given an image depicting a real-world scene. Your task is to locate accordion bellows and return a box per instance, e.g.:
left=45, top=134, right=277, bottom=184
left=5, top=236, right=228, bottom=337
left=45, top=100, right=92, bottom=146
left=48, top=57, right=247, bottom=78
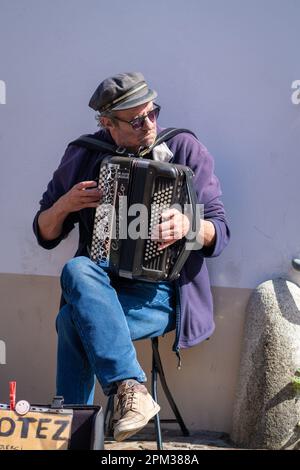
left=90, top=156, right=197, bottom=282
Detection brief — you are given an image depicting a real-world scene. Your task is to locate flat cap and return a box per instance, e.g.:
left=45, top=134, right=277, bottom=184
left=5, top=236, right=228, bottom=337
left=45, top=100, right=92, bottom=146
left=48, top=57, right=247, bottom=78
left=88, top=72, right=157, bottom=113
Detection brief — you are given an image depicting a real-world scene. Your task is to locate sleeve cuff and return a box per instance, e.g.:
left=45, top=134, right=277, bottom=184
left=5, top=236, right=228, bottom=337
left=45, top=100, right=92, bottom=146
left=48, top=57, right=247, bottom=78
left=32, top=210, right=76, bottom=250
left=199, top=219, right=225, bottom=258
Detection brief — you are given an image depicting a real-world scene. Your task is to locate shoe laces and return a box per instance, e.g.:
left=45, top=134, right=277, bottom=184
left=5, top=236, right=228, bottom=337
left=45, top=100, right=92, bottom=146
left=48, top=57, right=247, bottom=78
left=116, top=383, right=145, bottom=418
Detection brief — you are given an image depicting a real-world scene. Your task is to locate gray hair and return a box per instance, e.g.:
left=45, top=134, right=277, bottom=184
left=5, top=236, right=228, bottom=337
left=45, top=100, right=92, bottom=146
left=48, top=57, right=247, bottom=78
left=95, top=110, right=119, bottom=128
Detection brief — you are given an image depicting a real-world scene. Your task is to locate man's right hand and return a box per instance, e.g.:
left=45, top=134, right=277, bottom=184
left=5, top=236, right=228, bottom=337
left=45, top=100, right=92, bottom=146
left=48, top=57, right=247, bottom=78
left=38, top=181, right=101, bottom=241
left=58, top=181, right=101, bottom=213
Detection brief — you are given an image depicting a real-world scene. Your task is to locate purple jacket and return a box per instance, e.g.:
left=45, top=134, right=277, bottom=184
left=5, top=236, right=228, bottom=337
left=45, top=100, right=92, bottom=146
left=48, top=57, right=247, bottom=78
left=33, top=127, right=230, bottom=350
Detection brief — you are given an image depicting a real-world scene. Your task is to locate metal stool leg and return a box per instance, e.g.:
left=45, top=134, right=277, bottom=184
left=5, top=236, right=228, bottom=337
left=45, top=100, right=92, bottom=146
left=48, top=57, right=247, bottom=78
left=151, top=347, right=163, bottom=450
left=151, top=337, right=190, bottom=437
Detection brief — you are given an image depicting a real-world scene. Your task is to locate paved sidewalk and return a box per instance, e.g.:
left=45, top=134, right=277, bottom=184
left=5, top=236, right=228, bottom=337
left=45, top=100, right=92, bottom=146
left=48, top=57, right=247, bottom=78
left=105, top=429, right=237, bottom=450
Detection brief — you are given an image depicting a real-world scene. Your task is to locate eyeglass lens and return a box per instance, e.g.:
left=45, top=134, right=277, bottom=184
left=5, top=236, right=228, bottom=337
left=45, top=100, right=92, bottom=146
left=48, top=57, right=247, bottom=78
left=132, top=107, right=160, bottom=130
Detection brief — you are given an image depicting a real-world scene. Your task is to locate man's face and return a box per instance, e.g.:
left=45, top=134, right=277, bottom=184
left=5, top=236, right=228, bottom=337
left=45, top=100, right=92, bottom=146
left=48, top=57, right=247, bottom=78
left=103, top=101, right=158, bottom=152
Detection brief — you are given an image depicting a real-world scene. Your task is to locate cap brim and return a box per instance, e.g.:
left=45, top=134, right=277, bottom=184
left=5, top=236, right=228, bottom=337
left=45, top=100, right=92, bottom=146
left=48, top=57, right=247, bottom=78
left=111, top=88, right=158, bottom=111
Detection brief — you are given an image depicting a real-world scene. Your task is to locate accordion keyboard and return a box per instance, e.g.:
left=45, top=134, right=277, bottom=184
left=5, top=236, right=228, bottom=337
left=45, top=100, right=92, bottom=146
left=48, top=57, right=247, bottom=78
left=144, top=176, right=185, bottom=275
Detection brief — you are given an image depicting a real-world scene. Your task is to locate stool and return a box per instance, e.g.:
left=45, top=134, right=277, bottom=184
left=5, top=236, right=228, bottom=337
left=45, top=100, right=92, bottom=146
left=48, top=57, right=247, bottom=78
left=104, top=336, right=189, bottom=450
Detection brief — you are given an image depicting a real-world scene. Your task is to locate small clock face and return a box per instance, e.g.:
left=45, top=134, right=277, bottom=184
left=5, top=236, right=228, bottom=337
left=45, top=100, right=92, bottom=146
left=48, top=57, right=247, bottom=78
left=15, top=400, right=30, bottom=415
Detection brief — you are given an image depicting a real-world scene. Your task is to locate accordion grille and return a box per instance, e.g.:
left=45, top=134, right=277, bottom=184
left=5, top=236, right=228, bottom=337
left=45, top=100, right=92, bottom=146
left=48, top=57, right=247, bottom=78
left=90, top=163, right=119, bottom=264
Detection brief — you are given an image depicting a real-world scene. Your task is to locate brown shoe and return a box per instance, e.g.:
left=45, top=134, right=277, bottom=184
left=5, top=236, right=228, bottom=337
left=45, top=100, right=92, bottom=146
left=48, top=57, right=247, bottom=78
left=113, top=379, right=160, bottom=442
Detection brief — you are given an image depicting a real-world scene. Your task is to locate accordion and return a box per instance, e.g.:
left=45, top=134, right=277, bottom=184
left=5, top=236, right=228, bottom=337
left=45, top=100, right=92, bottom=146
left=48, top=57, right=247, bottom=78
left=89, top=156, right=197, bottom=282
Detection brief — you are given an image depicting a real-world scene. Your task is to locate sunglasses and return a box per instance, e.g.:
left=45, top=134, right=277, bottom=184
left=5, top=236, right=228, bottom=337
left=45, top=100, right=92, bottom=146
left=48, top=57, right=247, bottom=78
left=112, top=104, right=161, bottom=130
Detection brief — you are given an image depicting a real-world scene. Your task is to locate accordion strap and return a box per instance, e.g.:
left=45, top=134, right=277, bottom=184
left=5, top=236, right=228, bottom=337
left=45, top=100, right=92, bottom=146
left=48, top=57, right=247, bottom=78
left=68, top=128, right=197, bottom=158
left=68, top=134, right=136, bottom=157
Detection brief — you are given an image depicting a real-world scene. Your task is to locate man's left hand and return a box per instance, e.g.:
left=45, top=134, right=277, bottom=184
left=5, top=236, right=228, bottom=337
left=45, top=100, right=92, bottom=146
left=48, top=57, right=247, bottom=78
left=151, top=208, right=190, bottom=250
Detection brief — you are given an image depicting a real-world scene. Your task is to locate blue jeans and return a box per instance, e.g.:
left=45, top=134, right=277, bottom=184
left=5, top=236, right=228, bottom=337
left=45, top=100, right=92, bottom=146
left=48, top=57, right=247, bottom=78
left=56, top=256, right=176, bottom=403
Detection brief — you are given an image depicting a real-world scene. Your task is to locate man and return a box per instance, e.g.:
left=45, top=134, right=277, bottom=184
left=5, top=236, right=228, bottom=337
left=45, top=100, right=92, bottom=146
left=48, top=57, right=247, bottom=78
left=33, top=72, right=230, bottom=442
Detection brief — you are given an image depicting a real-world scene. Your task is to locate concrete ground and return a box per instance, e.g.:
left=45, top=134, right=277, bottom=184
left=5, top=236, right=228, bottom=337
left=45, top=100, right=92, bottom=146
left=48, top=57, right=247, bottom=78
left=105, top=428, right=237, bottom=450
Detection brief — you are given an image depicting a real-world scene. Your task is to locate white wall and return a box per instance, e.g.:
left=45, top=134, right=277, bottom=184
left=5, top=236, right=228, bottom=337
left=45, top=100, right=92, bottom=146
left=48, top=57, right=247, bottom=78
left=0, top=0, right=300, bottom=289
